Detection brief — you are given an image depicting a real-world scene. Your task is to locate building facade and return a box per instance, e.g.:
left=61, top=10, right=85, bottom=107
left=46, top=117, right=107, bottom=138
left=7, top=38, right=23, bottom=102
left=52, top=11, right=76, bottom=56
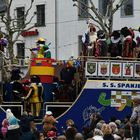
left=0, top=0, right=139, bottom=61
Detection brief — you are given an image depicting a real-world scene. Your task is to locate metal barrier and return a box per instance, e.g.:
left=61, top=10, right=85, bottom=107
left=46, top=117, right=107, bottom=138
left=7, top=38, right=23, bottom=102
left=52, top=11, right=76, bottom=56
left=13, top=58, right=30, bottom=67
left=0, top=104, right=23, bottom=117
left=43, top=102, right=73, bottom=118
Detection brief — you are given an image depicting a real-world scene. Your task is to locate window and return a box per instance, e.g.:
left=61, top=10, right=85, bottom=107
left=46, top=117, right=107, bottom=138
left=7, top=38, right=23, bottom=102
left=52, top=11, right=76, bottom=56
left=99, top=0, right=108, bottom=16
left=17, top=7, right=25, bottom=27
left=17, top=43, right=25, bottom=65
left=0, top=0, right=7, bottom=13
left=36, top=4, right=45, bottom=26
left=78, top=0, right=88, bottom=19
left=121, top=0, right=133, bottom=16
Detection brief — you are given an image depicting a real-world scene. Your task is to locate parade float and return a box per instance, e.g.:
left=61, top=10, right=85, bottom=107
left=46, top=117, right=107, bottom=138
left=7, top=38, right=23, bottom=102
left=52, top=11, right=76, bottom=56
left=0, top=35, right=140, bottom=133
left=55, top=57, right=140, bottom=133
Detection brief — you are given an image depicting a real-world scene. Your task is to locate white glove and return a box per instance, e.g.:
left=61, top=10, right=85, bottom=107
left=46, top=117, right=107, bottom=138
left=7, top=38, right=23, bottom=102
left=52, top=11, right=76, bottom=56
left=21, top=97, right=25, bottom=100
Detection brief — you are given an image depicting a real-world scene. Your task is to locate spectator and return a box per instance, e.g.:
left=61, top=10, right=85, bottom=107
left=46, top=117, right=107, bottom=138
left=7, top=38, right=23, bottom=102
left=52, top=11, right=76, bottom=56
left=92, top=128, right=103, bottom=140
left=123, top=115, right=132, bottom=140
left=46, top=130, right=57, bottom=140
left=115, top=119, right=122, bottom=129
left=30, top=120, right=40, bottom=140
left=5, top=109, right=21, bottom=140
left=20, top=111, right=37, bottom=140
left=65, top=119, right=77, bottom=140
left=39, top=132, right=45, bottom=140
left=42, top=111, right=57, bottom=137
left=82, top=126, right=93, bottom=140
left=109, top=122, right=118, bottom=134
left=57, top=135, right=66, bottom=140
left=89, top=113, right=102, bottom=131
left=1, top=118, right=8, bottom=138
left=74, top=133, right=84, bottom=140
left=19, top=111, right=33, bottom=132
left=96, top=122, right=103, bottom=130
left=130, top=97, right=140, bottom=140
left=101, top=124, right=114, bottom=140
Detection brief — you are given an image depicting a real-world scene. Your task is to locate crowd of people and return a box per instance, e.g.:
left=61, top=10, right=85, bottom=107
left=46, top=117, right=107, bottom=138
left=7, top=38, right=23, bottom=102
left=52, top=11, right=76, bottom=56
left=0, top=96, right=139, bottom=140
left=82, top=24, right=140, bottom=59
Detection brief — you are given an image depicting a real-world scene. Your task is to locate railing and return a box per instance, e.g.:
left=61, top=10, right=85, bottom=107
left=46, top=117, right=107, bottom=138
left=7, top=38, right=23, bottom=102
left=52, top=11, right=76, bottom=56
left=78, top=56, right=140, bottom=80
left=13, top=57, right=30, bottom=67
left=0, top=104, right=23, bottom=117
left=43, top=102, right=73, bottom=118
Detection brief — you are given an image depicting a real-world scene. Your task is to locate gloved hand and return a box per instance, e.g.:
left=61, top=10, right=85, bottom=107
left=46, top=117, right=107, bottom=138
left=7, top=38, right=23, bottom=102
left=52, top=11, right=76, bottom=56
left=21, top=97, right=25, bottom=100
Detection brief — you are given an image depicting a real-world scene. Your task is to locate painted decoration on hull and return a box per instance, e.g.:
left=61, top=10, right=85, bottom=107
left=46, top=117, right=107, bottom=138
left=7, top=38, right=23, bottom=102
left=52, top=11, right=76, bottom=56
left=135, top=63, right=140, bottom=78
left=85, top=60, right=140, bottom=79
left=85, top=62, right=97, bottom=76
left=56, top=80, right=140, bottom=134
left=110, top=62, right=122, bottom=77
left=98, top=62, right=109, bottom=76
left=122, top=63, right=134, bottom=77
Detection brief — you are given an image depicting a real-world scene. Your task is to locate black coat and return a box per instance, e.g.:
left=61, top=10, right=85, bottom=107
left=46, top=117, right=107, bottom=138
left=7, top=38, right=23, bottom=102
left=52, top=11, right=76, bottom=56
left=103, top=134, right=115, bottom=140
left=6, top=128, right=21, bottom=140
left=20, top=131, right=36, bottom=140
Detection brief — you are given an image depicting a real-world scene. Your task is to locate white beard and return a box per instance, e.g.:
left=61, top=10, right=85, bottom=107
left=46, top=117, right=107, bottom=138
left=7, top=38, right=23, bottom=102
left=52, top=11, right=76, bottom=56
left=89, top=33, right=97, bottom=43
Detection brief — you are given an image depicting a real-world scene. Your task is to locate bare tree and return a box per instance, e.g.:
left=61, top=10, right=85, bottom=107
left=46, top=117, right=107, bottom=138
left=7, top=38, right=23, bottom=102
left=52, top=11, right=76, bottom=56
left=73, top=0, right=129, bottom=35
left=0, top=0, right=36, bottom=83
left=0, top=0, right=36, bottom=62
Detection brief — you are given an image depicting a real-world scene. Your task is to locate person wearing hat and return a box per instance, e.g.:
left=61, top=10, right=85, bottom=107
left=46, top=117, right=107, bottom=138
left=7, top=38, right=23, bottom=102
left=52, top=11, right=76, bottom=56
left=31, top=38, right=51, bottom=58
left=44, top=43, right=51, bottom=58
left=1, top=118, right=9, bottom=138
left=36, top=38, right=46, bottom=58
left=5, top=109, right=21, bottom=140
left=46, top=130, right=57, bottom=140
left=130, top=97, right=140, bottom=140
left=120, top=27, right=133, bottom=58
left=22, top=75, right=44, bottom=117
left=42, top=111, right=57, bottom=137
left=35, top=38, right=51, bottom=58
left=108, top=30, right=122, bottom=57
left=135, top=27, right=140, bottom=58
left=82, top=23, right=97, bottom=56
left=96, top=30, right=108, bottom=57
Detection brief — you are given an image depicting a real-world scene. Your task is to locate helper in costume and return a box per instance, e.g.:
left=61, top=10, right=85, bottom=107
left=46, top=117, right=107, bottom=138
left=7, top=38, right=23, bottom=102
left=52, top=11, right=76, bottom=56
left=109, top=30, right=122, bottom=57
left=121, top=27, right=133, bottom=57
left=96, top=30, right=108, bottom=57
left=30, top=38, right=51, bottom=58
left=23, top=75, right=44, bottom=117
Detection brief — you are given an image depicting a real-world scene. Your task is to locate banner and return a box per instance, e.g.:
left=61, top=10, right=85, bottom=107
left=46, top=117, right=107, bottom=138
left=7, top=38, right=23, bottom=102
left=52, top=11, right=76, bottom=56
left=86, top=60, right=140, bottom=79
left=56, top=80, right=140, bottom=133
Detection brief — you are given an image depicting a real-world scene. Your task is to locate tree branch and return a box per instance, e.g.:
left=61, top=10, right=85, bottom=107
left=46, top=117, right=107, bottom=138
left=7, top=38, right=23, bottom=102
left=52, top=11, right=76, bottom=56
left=24, top=0, right=34, bottom=18
left=13, top=24, right=35, bottom=43
left=8, top=0, right=13, bottom=10
left=73, top=3, right=97, bottom=22
left=89, top=0, right=103, bottom=22
left=73, top=0, right=107, bottom=33
left=112, top=0, right=129, bottom=15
